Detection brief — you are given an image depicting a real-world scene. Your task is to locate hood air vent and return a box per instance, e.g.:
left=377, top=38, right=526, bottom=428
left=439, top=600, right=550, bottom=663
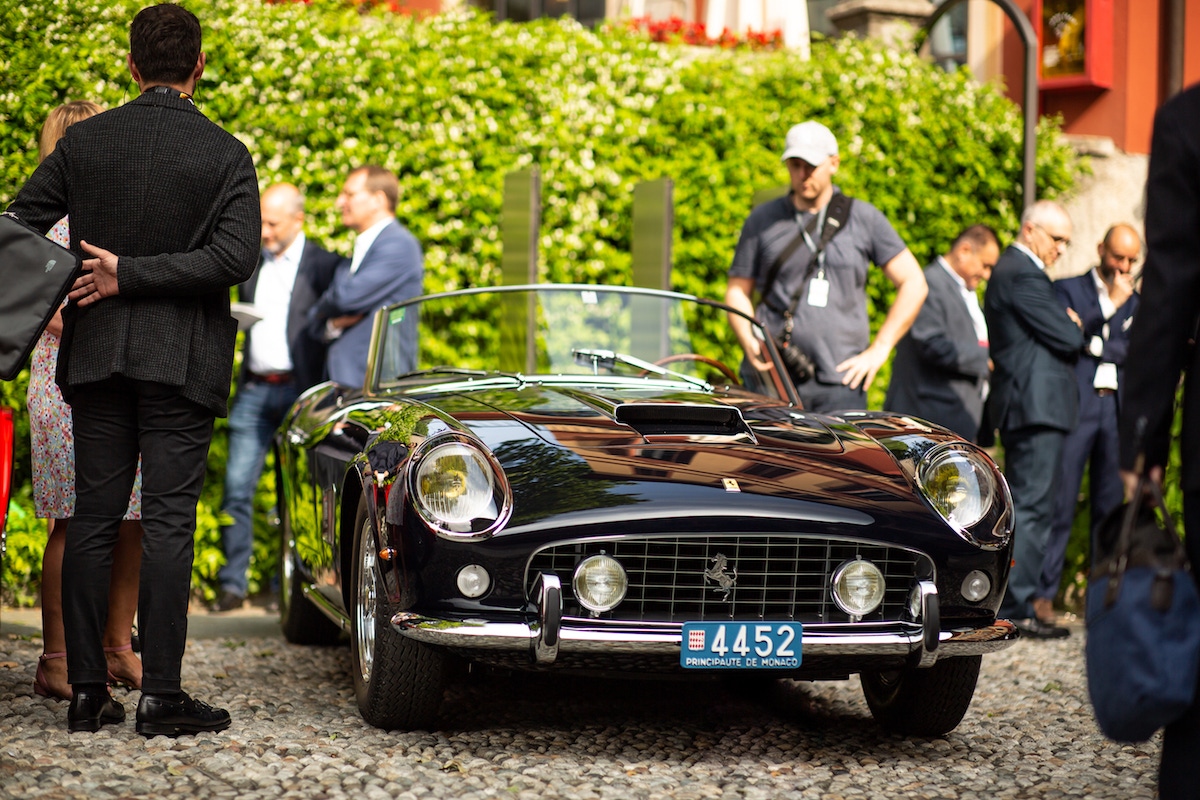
left=614, top=404, right=755, bottom=442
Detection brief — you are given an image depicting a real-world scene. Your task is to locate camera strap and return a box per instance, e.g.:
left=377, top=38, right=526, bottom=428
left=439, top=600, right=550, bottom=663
left=762, top=193, right=854, bottom=339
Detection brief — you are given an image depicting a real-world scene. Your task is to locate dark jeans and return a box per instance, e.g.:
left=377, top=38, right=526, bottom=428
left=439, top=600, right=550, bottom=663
left=64, top=376, right=214, bottom=694
left=217, top=378, right=300, bottom=597
left=1041, top=392, right=1123, bottom=601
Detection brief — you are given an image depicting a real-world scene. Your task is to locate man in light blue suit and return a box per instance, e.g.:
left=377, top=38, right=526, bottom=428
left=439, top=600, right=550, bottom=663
left=309, top=165, right=423, bottom=387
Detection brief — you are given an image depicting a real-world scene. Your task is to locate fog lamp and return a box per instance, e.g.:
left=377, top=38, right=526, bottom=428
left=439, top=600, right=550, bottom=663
left=832, top=559, right=885, bottom=618
left=908, top=585, right=923, bottom=619
left=456, top=564, right=491, bottom=599
left=572, top=555, right=628, bottom=613
left=961, top=570, right=991, bottom=602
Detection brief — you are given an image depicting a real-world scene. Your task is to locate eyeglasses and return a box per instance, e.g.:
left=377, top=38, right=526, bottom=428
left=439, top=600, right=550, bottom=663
left=1032, top=223, right=1071, bottom=248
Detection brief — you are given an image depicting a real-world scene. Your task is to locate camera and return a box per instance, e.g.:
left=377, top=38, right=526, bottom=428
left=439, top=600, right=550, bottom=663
left=775, top=336, right=815, bottom=383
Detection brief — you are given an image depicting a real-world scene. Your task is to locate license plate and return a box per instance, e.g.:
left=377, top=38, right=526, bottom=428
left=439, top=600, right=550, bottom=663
left=680, top=621, right=802, bottom=669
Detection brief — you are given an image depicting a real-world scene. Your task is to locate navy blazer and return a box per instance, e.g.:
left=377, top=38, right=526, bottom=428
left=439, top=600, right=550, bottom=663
left=308, top=219, right=423, bottom=388
left=7, top=92, right=260, bottom=416
left=983, top=245, right=1085, bottom=434
left=237, top=239, right=341, bottom=390
left=1053, top=271, right=1138, bottom=414
left=885, top=260, right=990, bottom=440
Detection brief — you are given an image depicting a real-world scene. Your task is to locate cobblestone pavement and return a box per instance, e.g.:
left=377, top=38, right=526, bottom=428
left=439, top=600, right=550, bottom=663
left=0, top=613, right=1160, bottom=799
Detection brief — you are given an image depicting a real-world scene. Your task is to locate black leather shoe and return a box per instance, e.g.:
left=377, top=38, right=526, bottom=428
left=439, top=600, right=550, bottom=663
left=1013, top=617, right=1071, bottom=640
left=68, top=688, right=125, bottom=733
left=209, top=590, right=245, bottom=613
left=136, top=691, right=231, bottom=737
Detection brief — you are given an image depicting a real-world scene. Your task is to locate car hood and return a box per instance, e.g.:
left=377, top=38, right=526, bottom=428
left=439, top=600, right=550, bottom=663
left=419, top=383, right=928, bottom=531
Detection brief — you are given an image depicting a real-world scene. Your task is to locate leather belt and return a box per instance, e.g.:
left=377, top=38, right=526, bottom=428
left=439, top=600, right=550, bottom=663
left=248, top=371, right=293, bottom=385
left=1095, top=388, right=1116, bottom=397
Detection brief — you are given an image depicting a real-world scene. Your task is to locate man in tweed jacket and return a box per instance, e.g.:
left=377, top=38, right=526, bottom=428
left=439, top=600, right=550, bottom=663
left=6, top=4, right=259, bottom=735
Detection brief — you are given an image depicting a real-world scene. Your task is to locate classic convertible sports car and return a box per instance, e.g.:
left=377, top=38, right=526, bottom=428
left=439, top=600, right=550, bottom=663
left=276, top=284, right=1017, bottom=736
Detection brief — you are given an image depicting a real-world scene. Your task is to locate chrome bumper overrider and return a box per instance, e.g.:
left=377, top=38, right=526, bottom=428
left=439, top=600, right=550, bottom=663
left=390, top=575, right=1019, bottom=667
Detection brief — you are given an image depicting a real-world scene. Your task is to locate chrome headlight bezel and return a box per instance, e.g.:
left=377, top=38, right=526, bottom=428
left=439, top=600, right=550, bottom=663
left=410, top=434, right=512, bottom=540
left=916, top=441, right=1012, bottom=549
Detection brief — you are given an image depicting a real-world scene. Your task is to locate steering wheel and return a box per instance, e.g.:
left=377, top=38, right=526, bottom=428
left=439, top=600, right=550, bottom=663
left=652, top=353, right=740, bottom=384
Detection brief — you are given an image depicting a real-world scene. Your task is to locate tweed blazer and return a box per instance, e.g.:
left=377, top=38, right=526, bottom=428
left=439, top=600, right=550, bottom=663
left=983, top=245, right=1085, bottom=435
left=237, top=239, right=342, bottom=390
left=6, top=90, right=260, bottom=416
left=885, top=259, right=990, bottom=440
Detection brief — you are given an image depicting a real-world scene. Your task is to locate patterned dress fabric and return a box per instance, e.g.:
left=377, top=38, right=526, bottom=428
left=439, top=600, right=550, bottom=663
left=27, top=217, right=142, bottom=520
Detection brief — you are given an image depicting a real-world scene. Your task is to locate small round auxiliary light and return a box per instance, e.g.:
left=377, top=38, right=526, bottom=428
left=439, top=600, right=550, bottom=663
left=832, top=559, right=886, bottom=618
left=908, top=585, right=923, bottom=619
left=572, top=554, right=628, bottom=613
left=961, top=570, right=991, bottom=603
left=456, top=564, right=491, bottom=599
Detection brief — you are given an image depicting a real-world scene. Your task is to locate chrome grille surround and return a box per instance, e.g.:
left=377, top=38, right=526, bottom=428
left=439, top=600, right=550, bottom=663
left=525, top=535, right=928, bottom=624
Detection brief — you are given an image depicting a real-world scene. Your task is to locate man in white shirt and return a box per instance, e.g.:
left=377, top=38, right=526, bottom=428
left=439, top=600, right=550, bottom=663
left=1039, top=224, right=1141, bottom=627
left=885, top=224, right=999, bottom=441
left=308, top=165, right=424, bottom=387
left=212, top=183, right=340, bottom=612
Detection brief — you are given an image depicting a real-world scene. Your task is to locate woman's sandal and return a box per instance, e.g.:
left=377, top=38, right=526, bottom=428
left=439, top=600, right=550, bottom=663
left=104, top=643, right=142, bottom=690
left=33, top=651, right=72, bottom=702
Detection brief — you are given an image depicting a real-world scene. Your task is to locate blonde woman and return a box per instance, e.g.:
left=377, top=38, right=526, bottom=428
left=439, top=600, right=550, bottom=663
left=29, top=101, right=143, bottom=701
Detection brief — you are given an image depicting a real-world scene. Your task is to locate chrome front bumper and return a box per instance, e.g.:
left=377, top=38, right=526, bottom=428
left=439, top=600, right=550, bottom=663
left=391, top=575, right=1019, bottom=668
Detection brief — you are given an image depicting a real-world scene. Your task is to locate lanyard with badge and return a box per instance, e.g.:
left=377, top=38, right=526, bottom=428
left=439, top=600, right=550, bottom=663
left=801, top=205, right=830, bottom=308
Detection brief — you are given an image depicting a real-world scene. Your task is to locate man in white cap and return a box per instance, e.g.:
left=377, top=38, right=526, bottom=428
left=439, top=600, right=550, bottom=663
left=725, top=121, right=927, bottom=412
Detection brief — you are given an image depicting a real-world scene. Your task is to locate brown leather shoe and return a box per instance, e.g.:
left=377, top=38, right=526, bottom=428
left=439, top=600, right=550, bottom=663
left=1032, top=597, right=1057, bottom=625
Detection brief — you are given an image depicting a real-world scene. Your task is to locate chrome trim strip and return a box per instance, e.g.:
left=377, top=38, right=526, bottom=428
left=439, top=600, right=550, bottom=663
left=389, top=612, right=1018, bottom=660
left=303, top=586, right=352, bottom=633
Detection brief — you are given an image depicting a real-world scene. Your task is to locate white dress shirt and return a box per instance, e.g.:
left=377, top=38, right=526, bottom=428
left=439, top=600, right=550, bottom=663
left=349, top=217, right=390, bottom=274
left=247, top=233, right=305, bottom=375
left=938, top=256, right=989, bottom=399
left=1089, top=267, right=1120, bottom=391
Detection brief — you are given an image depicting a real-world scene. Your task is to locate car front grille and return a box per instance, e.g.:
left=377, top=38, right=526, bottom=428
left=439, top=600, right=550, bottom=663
left=526, top=535, right=922, bottom=624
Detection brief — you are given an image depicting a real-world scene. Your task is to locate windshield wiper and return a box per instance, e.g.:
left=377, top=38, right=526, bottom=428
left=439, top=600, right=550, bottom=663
left=571, top=348, right=711, bottom=391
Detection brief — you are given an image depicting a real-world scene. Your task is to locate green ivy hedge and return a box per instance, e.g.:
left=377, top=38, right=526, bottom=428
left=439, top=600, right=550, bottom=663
left=1, top=0, right=1086, bottom=606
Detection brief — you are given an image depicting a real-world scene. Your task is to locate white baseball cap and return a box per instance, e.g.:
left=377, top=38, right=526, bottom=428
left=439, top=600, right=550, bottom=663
left=781, top=121, right=839, bottom=165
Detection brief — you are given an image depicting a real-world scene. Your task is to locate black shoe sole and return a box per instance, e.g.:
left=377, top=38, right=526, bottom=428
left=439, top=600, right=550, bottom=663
left=68, top=713, right=124, bottom=733
left=136, top=718, right=231, bottom=737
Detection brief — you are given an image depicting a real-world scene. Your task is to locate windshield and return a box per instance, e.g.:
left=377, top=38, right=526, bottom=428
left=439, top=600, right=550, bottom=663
left=368, top=285, right=792, bottom=402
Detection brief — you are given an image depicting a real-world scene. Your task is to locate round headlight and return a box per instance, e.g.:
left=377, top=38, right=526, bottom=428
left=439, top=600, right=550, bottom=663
left=572, top=555, right=628, bottom=613
left=831, top=559, right=886, bottom=618
left=918, top=444, right=996, bottom=531
left=456, top=565, right=491, bottom=599
left=415, top=441, right=497, bottom=526
left=961, top=570, right=992, bottom=602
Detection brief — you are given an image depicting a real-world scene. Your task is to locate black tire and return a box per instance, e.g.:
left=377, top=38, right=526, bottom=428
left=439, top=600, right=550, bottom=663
left=349, top=495, right=446, bottom=730
left=278, top=534, right=340, bottom=647
left=861, top=655, right=982, bottom=736
left=279, top=508, right=342, bottom=646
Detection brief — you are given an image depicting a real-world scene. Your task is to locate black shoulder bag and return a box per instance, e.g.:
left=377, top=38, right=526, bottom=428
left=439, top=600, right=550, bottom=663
left=0, top=213, right=82, bottom=381
left=760, top=194, right=853, bottom=383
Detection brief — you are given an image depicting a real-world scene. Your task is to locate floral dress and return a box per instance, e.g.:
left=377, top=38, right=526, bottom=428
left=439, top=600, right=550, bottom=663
left=27, top=217, right=142, bottom=520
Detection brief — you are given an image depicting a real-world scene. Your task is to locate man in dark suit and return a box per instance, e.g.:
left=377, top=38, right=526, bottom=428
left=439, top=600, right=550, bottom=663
left=210, top=183, right=341, bottom=613
left=885, top=224, right=999, bottom=441
left=1038, top=224, right=1141, bottom=626
left=308, top=166, right=423, bottom=388
left=984, top=200, right=1084, bottom=639
left=6, top=4, right=260, bottom=734
left=1119, top=83, right=1200, bottom=799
